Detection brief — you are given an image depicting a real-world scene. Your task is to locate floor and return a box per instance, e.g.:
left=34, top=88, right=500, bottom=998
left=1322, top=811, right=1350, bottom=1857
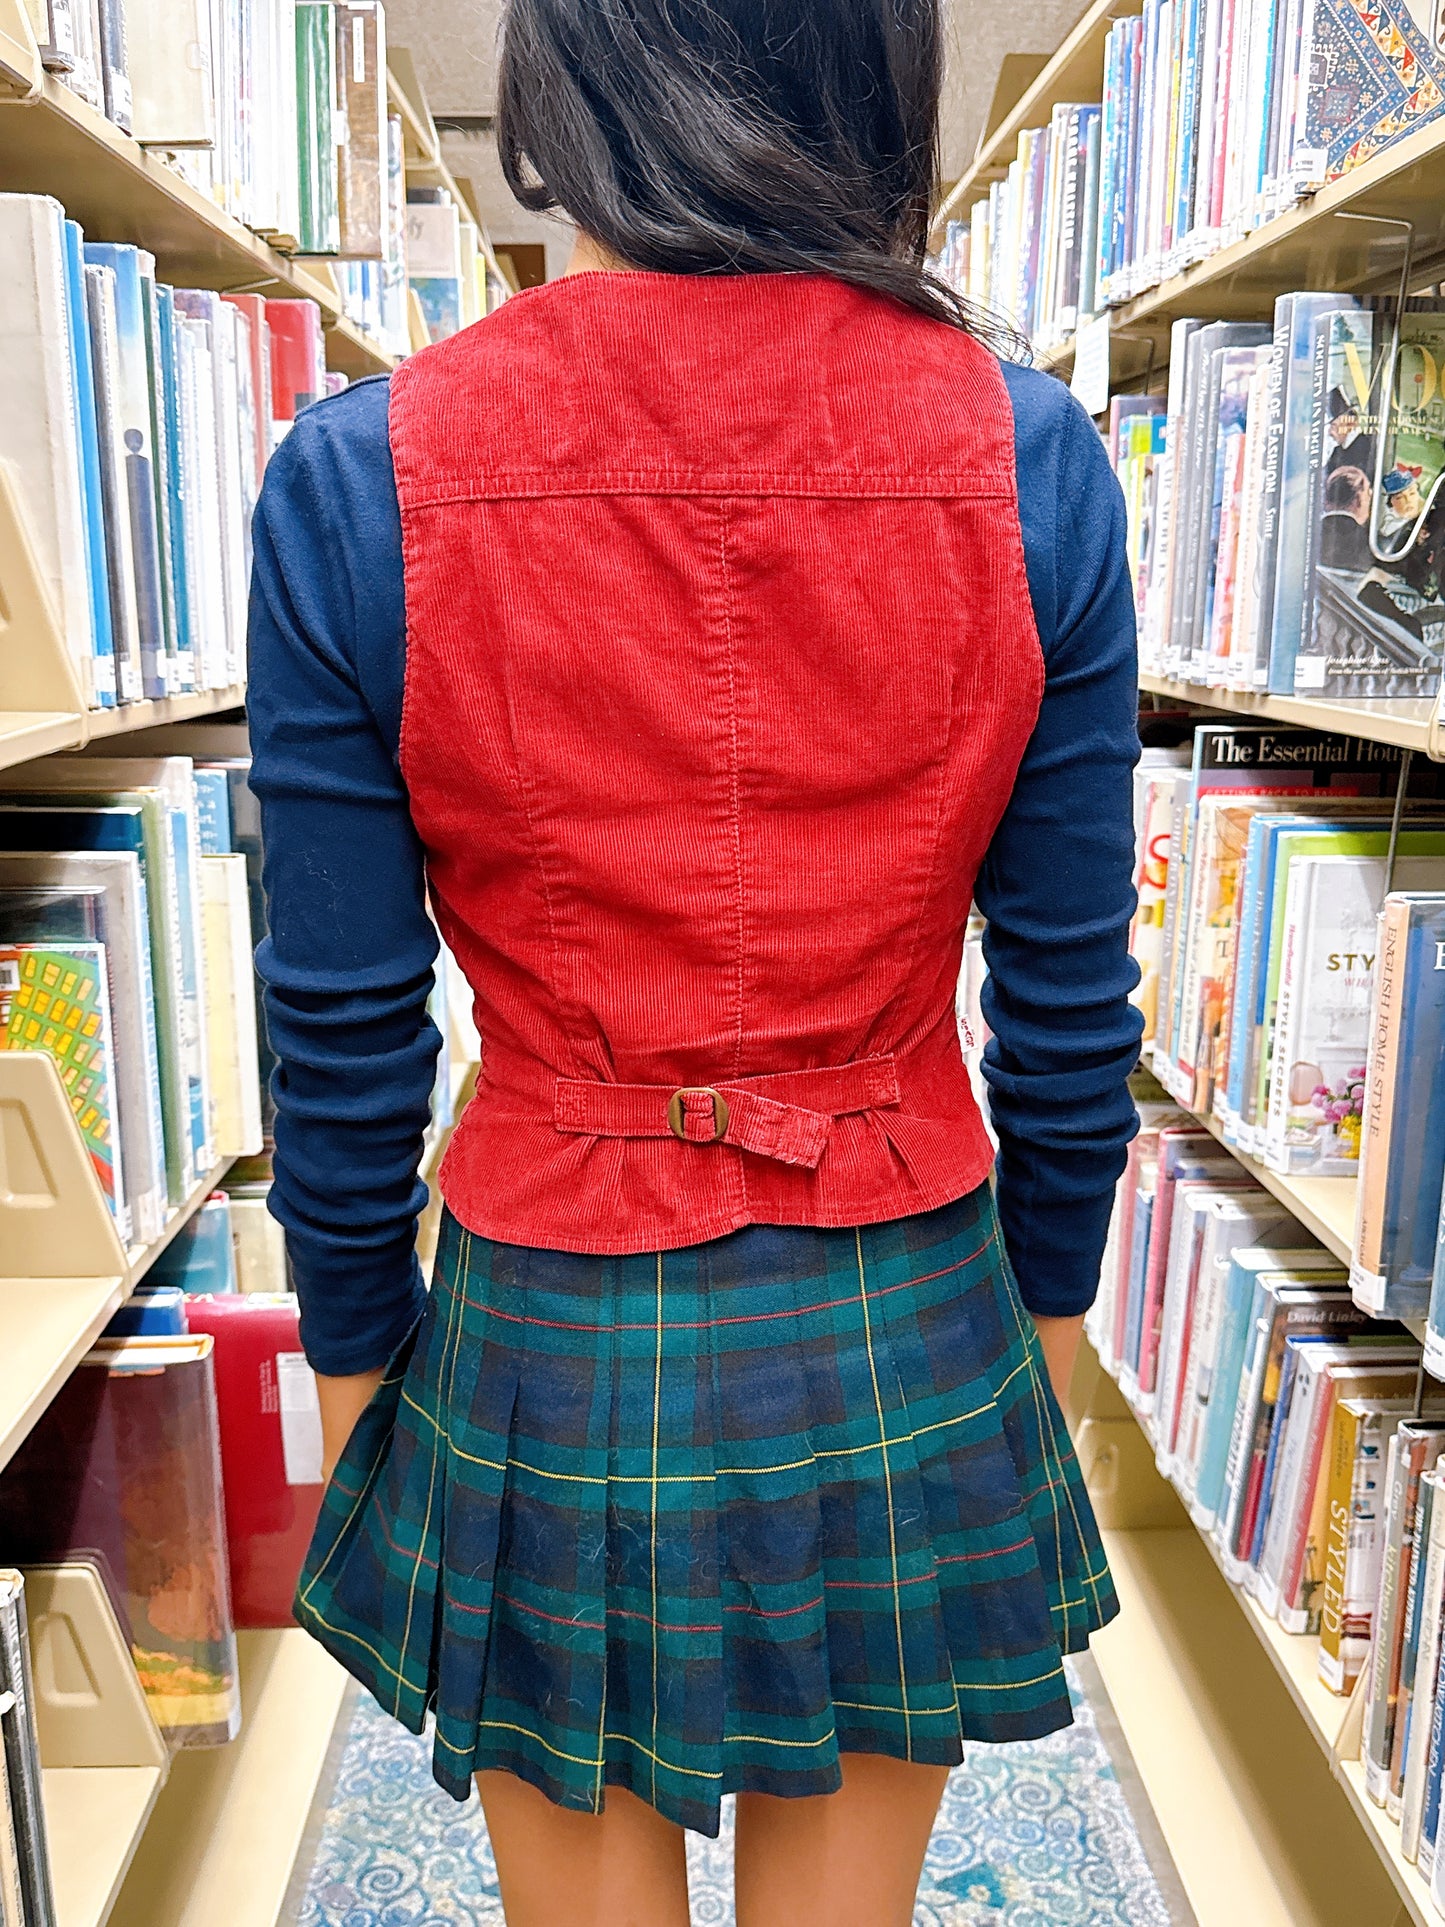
left=288, top=1657, right=1189, bottom=1925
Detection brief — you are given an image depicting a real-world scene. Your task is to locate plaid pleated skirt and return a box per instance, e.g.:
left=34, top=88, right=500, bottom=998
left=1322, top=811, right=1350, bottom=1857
left=295, top=1182, right=1117, bottom=1835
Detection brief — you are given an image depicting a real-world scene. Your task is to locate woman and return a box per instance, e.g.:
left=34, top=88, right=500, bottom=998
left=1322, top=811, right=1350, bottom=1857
left=248, top=3, right=1142, bottom=1921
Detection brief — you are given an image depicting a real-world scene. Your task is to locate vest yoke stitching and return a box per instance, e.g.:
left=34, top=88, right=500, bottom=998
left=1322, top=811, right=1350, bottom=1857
left=398, top=478, right=1019, bottom=507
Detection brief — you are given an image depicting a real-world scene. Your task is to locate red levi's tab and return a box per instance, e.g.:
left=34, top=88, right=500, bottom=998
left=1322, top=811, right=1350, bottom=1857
left=389, top=272, right=1045, bottom=1255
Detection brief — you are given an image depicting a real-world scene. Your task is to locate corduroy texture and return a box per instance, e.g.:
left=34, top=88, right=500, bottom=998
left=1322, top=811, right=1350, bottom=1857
left=295, top=1185, right=1117, bottom=1836
left=388, top=272, right=1046, bottom=1255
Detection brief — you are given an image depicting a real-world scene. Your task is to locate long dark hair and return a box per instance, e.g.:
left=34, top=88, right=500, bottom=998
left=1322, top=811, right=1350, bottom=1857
left=495, top=0, right=1000, bottom=342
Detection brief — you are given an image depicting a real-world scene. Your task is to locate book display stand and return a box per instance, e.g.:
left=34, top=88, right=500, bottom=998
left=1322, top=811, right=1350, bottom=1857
left=943, top=6, right=1445, bottom=1917
left=24, top=1564, right=169, bottom=1927
left=0, top=467, right=249, bottom=776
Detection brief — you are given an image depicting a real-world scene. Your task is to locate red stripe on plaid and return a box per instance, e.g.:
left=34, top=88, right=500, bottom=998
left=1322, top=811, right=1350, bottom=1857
left=456, top=1240, right=991, bottom=1337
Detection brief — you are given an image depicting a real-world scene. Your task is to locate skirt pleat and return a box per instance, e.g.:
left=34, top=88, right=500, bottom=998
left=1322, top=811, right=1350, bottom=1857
left=296, top=1183, right=1118, bottom=1836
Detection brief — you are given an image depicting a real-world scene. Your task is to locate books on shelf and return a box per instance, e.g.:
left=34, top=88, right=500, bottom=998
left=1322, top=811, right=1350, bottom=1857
left=1114, top=295, right=1445, bottom=703
left=935, top=0, right=1445, bottom=359
left=0, top=1570, right=54, bottom=1927
left=185, top=1294, right=324, bottom=1628
left=0, top=191, right=338, bottom=715
left=0, top=1334, right=241, bottom=1749
left=0, top=753, right=267, bottom=1242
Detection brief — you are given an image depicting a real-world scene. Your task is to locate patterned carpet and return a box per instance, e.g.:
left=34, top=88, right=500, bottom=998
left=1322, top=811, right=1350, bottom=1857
left=289, top=1658, right=1182, bottom=1925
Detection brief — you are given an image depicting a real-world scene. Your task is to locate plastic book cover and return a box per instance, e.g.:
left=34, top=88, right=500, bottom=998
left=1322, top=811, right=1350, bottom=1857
left=1191, top=1250, right=1339, bottom=1530
left=1218, top=1282, right=1365, bottom=1574
left=96, top=0, right=129, bottom=128
left=1303, top=306, right=1445, bottom=699
left=105, top=1285, right=187, bottom=1337
left=1319, top=1399, right=1411, bottom=1692
left=0, top=1336, right=240, bottom=1748
left=1170, top=1197, right=1297, bottom=1492
left=1355, top=896, right=1445, bottom=1317
left=0, top=1570, right=55, bottom=1925
left=0, top=193, right=99, bottom=705
left=81, top=243, right=167, bottom=697
left=0, top=941, right=125, bottom=1224
left=192, top=768, right=233, bottom=855
left=219, top=293, right=272, bottom=489
left=1231, top=808, right=1399, bottom=1143
left=1292, top=0, right=1445, bottom=189
left=296, top=0, right=341, bottom=255
left=0, top=882, right=101, bottom=942
left=82, top=262, right=144, bottom=705
left=184, top=1294, right=325, bottom=1627
left=0, top=848, right=165, bottom=1241
left=1265, top=846, right=1445, bottom=1173
left=1203, top=347, right=1270, bottom=671
left=60, top=219, right=117, bottom=710
left=1158, top=727, right=1400, bottom=1086
left=0, top=798, right=191, bottom=1204
left=1134, top=1134, right=1235, bottom=1394
left=149, top=1192, right=238, bottom=1294
left=137, top=259, right=180, bottom=679
left=126, top=0, right=213, bottom=146
left=152, top=284, right=195, bottom=688
left=264, top=298, right=324, bottom=441
left=1268, top=293, right=1366, bottom=693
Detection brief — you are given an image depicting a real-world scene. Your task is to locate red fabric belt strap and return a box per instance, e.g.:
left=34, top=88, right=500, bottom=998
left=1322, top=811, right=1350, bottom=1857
left=554, top=1057, right=902, bottom=1171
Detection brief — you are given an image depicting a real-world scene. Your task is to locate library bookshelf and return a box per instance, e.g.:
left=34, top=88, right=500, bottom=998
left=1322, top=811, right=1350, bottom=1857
left=0, top=2, right=394, bottom=380
left=932, top=0, right=1140, bottom=240
left=936, top=1, right=1445, bottom=388
left=1076, top=1347, right=1424, bottom=1924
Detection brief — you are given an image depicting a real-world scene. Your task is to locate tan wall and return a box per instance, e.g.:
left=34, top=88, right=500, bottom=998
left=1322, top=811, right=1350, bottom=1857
left=384, top=0, right=1090, bottom=266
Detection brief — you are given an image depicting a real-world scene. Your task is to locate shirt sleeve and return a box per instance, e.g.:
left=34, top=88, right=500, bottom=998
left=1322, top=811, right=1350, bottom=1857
left=973, top=367, right=1143, bottom=1320
left=247, top=377, right=441, bottom=1376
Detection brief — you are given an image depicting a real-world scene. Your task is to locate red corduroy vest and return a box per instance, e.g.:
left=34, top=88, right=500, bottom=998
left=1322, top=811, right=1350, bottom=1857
left=390, top=273, right=1044, bottom=1254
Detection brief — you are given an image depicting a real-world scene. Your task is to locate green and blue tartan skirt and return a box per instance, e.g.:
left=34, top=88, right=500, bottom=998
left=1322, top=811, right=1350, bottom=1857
left=295, top=1182, right=1117, bottom=1835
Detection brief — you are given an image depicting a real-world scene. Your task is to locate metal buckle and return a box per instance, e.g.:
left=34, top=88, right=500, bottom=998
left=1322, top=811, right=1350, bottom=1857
left=667, top=1087, right=730, bottom=1144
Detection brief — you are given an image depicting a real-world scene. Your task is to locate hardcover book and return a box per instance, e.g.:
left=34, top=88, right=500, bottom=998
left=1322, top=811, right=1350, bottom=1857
left=0, top=1336, right=240, bottom=1749
left=1354, top=895, right=1445, bottom=1318
left=0, top=941, right=125, bottom=1228
left=184, top=1294, right=324, bottom=1626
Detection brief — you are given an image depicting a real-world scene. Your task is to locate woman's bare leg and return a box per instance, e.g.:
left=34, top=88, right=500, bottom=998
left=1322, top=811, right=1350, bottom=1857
left=734, top=1754, right=950, bottom=1927
left=476, top=1770, right=691, bottom=1927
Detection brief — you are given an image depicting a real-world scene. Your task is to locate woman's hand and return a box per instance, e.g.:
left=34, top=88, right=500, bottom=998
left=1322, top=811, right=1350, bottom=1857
left=316, top=1368, right=386, bottom=1483
left=1031, top=1314, right=1085, bottom=1409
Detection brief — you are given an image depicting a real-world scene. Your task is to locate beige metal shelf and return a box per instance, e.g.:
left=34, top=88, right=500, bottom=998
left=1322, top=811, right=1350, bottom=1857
left=1037, top=112, right=1445, bottom=381
left=1082, top=1349, right=1419, bottom=1922
left=0, top=1048, right=236, bottom=1473
left=1141, top=670, right=1445, bottom=759
left=106, top=1631, right=350, bottom=1927
left=0, top=14, right=391, bottom=376
left=0, top=688, right=247, bottom=775
left=933, top=0, right=1141, bottom=239
left=43, top=1765, right=167, bottom=1927
left=1095, top=1526, right=1409, bottom=1924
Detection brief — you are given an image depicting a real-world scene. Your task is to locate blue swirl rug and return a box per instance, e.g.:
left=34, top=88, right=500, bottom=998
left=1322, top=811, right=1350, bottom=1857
left=291, top=1660, right=1182, bottom=1925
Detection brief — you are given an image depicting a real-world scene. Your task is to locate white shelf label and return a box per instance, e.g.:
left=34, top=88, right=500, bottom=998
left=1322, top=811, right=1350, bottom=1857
left=1071, top=312, right=1111, bottom=419
left=277, top=1352, right=324, bottom=1487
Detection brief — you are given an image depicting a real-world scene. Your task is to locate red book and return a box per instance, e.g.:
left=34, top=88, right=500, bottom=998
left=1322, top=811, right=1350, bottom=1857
left=262, top=298, right=325, bottom=440
left=220, top=292, right=273, bottom=490
left=184, top=1295, right=325, bottom=1628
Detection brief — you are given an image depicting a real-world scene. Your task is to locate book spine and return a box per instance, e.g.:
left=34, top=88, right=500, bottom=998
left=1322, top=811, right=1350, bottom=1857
left=1277, top=1374, right=1338, bottom=1627
left=1354, top=897, right=1410, bottom=1304
left=0, top=1579, right=56, bottom=1923
left=1393, top=1471, right=1437, bottom=1813
left=1318, top=1400, right=1362, bottom=1689
left=1420, top=1613, right=1445, bottom=1877
left=1362, top=1428, right=1407, bottom=1797
left=1261, top=858, right=1308, bottom=1170
left=1403, top=1479, right=1445, bottom=1856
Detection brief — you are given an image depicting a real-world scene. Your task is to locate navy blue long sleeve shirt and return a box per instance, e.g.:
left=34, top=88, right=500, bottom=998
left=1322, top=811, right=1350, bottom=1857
left=248, top=357, right=1144, bottom=1376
